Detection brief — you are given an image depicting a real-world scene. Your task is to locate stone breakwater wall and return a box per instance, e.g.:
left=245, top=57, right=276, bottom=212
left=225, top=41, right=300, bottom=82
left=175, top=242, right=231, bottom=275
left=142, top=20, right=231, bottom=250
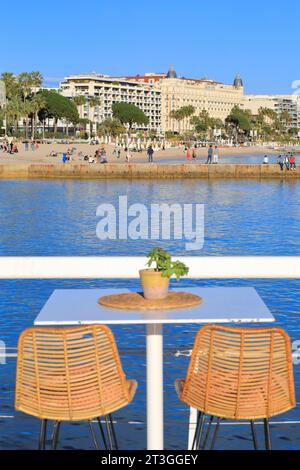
left=0, top=163, right=300, bottom=179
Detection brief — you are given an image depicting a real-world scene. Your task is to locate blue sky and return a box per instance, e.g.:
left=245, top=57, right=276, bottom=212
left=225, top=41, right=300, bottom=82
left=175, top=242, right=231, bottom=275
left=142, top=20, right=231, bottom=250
left=2, top=0, right=299, bottom=94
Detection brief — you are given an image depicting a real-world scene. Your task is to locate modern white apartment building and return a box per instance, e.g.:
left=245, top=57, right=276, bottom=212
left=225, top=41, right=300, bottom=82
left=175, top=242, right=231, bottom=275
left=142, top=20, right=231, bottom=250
left=60, top=73, right=161, bottom=132
left=242, top=94, right=300, bottom=129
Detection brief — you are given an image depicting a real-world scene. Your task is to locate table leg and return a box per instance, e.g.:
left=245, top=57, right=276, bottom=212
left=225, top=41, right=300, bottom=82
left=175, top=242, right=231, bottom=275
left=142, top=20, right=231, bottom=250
left=146, top=323, right=163, bottom=450
left=188, top=407, right=198, bottom=449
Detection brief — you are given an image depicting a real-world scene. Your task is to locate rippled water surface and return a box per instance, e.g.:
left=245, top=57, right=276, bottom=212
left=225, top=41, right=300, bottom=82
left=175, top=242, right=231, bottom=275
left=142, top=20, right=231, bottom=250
left=0, top=178, right=300, bottom=450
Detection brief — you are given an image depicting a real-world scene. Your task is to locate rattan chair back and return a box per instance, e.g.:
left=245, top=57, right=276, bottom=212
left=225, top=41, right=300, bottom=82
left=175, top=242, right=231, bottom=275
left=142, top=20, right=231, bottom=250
left=181, top=325, right=295, bottom=420
left=16, top=325, right=134, bottom=421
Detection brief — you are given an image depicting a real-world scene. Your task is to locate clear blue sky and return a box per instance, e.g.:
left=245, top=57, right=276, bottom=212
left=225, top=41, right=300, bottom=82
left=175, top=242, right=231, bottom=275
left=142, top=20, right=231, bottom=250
left=2, top=0, right=299, bottom=94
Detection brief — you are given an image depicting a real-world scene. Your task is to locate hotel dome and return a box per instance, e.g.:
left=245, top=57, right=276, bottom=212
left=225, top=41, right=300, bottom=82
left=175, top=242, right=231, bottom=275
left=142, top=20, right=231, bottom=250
left=167, top=65, right=177, bottom=78
left=233, top=73, right=243, bottom=88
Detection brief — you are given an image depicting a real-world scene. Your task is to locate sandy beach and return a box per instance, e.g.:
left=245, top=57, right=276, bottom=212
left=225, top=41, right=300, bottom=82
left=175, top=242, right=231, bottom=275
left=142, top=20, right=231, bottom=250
left=0, top=143, right=281, bottom=165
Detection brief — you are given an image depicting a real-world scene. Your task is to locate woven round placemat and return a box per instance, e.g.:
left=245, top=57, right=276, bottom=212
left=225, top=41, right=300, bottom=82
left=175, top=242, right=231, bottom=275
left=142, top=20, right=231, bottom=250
left=98, top=291, right=202, bottom=310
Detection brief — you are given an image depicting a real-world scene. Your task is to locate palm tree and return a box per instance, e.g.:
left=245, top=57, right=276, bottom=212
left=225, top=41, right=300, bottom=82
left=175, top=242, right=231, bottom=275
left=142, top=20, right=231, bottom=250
left=5, top=97, right=24, bottom=134
left=1, top=72, right=20, bottom=100
left=89, top=97, right=100, bottom=128
left=169, top=109, right=185, bottom=134
left=73, top=95, right=86, bottom=107
left=19, top=72, right=43, bottom=138
left=279, top=110, right=292, bottom=134
left=30, top=94, right=46, bottom=138
left=169, top=105, right=195, bottom=134
left=97, top=118, right=125, bottom=138
left=1, top=73, right=21, bottom=134
left=18, top=73, right=33, bottom=138
left=72, top=96, right=87, bottom=129
left=256, top=107, right=280, bottom=140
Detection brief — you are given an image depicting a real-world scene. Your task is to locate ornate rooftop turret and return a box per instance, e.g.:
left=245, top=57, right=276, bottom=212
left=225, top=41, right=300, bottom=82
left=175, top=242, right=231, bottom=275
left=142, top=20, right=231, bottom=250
left=233, top=73, right=243, bottom=88
left=167, top=65, right=177, bottom=78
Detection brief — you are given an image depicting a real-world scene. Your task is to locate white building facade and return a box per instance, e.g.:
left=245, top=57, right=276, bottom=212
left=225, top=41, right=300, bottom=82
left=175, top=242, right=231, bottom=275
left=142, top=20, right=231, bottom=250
left=60, top=74, right=161, bottom=132
left=242, top=94, right=300, bottom=130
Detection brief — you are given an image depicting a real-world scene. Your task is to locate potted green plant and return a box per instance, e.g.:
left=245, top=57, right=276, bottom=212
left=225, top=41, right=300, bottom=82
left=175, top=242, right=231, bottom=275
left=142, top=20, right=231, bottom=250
left=139, top=247, right=189, bottom=300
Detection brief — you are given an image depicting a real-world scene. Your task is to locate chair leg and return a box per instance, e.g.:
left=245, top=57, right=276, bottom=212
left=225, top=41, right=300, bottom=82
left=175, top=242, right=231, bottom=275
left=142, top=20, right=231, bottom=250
left=109, top=414, right=119, bottom=450
left=250, top=420, right=258, bottom=450
left=195, top=413, right=206, bottom=450
left=263, top=418, right=272, bottom=450
left=105, top=415, right=115, bottom=450
left=210, top=417, right=221, bottom=450
left=191, top=411, right=201, bottom=450
left=202, top=416, right=214, bottom=450
left=97, top=417, right=108, bottom=450
left=88, top=420, right=100, bottom=450
left=38, top=419, right=48, bottom=450
left=52, top=421, right=61, bottom=450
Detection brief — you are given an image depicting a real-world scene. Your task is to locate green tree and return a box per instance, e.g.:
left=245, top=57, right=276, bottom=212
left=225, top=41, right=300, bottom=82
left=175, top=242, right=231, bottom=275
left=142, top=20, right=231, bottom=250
left=225, top=106, right=252, bottom=143
left=38, top=90, right=79, bottom=134
left=97, top=118, right=125, bottom=137
left=73, top=95, right=86, bottom=106
left=18, top=71, right=43, bottom=138
left=169, top=105, right=195, bottom=134
left=255, top=107, right=280, bottom=141
left=191, top=110, right=223, bottom=139
left=5, top=96, right=24, bottom=134
left=1, top=73, right=21, bottom=134
left=112, top=102, right=149, bottom=134
left=89, top=96, right=100, bottom=108
left=30, top=94, right=46, bottom=138
left=279, top=110, right=292, bottom=134
left=1, top=72, right=20, bottom=100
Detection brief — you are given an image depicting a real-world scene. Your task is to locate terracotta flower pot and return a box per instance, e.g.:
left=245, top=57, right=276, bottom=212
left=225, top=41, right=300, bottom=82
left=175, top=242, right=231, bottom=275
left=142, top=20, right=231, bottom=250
left=139, top=269, right=170, bottom=300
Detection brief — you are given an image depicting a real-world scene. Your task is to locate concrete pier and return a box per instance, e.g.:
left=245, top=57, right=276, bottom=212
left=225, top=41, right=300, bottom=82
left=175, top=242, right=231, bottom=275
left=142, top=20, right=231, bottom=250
left=0, top=163, right=299, bottom=179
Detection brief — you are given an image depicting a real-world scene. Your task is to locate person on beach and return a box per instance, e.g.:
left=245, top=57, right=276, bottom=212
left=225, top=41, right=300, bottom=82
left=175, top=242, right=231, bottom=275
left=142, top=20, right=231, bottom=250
left=147, top=145, right=154, bottom=163
left=192, top=147, right=197, bottom=159
left=263, top=155, right=269, bottom=164
left=290, top=154, right=296, bottom=170
left=30, top=140, right=35, bottom=151
left=100, top=151, right=108, bottom=164
left=67, top=148, right=72, bottom=161
left=186, top=147, right=191, bottom=160
left=25, top=142, right=29, bottom=152
left=213, top=146, right=219, bottom=164
left=206, top=145, right=213, bottom=164
left=95, top=149, right=101, bottom=163
left=284, top=154, right=290, bottom=170
left=117, top=149, right=121, bottom=159
left=62, top=152, right=68, bottom=163
left=277, top=154, right=284, bottom=171
left=126, top=150, right=132, bottom=162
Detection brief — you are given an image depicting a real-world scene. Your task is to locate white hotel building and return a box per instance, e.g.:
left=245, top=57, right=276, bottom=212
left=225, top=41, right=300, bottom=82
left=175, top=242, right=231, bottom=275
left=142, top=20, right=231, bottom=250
left=59, top=68, right=300, bottom=135
left=60, top=73, right=161, bottom=132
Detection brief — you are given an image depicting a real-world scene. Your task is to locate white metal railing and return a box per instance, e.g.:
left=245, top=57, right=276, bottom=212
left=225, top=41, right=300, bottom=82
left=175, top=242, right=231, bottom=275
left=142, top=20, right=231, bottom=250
left=1, top=255, right=300, bottom=449
left=1, top=256, right=300, bottom=279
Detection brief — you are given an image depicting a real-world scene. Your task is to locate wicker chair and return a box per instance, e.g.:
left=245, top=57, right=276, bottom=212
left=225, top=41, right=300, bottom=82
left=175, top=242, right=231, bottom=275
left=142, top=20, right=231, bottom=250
left=15, top=325, right=137, bottom=450
left=175, top=325, right=295, bottom=450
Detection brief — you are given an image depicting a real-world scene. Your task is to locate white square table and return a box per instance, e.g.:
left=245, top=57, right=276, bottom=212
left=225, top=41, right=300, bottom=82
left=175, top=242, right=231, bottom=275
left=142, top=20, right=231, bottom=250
left=34, top=287, right=274, bottom=450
